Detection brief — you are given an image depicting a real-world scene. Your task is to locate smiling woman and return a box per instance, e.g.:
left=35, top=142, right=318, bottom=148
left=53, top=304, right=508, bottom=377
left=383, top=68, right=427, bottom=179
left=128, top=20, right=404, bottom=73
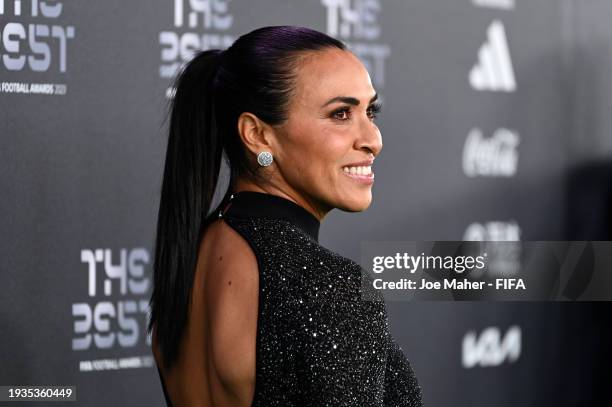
left=147, top=25, right=423, bottom=406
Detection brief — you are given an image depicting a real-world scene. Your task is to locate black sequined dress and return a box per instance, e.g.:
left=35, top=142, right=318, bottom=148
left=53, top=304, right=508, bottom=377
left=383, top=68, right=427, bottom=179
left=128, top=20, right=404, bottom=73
left=157, top=190, right=423, bottom=406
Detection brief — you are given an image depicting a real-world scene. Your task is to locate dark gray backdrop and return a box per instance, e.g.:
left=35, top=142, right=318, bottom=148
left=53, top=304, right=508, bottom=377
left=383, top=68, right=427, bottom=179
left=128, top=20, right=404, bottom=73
left=1, top=0, right=611, bottom=405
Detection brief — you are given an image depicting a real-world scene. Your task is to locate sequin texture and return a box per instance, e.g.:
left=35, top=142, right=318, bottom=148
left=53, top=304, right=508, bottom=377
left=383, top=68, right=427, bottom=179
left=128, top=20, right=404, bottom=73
left=219, top=191, right=423, bottom=406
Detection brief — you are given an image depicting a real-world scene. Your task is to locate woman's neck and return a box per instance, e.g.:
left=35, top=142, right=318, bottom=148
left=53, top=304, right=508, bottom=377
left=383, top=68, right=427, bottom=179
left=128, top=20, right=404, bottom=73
left=232, top=177, right=330, bottom=222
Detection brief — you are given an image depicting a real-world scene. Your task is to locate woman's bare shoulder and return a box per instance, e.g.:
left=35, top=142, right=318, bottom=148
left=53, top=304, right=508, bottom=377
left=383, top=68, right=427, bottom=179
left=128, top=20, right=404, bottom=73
left=198, top=218, right=259, bottom=296
left=197, top=218, right=259, bottom=405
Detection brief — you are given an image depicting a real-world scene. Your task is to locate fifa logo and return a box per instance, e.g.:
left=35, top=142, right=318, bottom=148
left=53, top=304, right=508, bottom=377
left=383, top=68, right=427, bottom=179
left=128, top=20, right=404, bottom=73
left=71, top=248, right=151, bottom=351
left=0, top=0, right=75, bottom=72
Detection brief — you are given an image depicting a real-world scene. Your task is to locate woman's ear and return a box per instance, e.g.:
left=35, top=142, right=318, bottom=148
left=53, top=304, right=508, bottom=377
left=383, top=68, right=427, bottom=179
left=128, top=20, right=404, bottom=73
left=237, top=112, right=276, bottom=156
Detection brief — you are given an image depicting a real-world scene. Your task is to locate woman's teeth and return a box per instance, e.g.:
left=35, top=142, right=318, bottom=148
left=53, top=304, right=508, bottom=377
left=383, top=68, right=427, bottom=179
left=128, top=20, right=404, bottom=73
left=342, top=165, right=372, bottom=175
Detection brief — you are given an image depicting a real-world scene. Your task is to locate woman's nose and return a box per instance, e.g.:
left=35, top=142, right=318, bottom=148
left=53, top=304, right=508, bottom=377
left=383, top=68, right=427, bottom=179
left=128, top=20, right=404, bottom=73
left=356, top=119, right=382, bottom=156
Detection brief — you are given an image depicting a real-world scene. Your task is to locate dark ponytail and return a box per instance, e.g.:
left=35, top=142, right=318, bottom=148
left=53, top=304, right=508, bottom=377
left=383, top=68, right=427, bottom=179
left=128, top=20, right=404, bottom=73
left=147, top=49, right=225, bottom=370
left=148, top=26, right=346, bottom=371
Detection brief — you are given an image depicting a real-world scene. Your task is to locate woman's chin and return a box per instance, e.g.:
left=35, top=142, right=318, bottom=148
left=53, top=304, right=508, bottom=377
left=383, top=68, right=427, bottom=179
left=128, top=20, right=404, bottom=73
left=336, top=192, right=372, bottom=212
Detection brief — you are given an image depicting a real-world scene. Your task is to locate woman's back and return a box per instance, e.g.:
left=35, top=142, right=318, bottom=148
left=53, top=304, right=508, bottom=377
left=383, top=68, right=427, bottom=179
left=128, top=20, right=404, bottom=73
left=153, top=191, right=422, bottom=406
left=153, top=212, right=260, bottom=406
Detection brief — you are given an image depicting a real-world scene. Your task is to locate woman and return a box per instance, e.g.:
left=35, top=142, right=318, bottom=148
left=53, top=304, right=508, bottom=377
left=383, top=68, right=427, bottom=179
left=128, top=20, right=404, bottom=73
left=148, top=25, right=423, bottom=406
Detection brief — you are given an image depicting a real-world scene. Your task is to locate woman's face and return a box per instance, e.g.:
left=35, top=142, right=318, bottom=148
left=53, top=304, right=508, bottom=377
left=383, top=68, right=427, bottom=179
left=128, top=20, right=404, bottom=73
left=271, top=48, right=383, bottom=218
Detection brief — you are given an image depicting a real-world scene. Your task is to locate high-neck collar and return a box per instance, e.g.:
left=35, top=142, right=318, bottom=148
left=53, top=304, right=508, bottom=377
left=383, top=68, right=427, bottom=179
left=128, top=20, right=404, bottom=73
left=221, top=190, right=320, bottom=242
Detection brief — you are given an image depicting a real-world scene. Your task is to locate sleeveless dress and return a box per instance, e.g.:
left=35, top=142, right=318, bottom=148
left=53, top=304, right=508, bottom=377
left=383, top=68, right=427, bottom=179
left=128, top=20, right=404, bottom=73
left=156, top=190, right=423, bottom=406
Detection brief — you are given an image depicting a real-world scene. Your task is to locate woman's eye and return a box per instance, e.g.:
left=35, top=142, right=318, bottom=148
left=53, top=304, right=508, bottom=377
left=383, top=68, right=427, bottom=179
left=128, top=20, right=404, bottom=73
left=332, top=108, right=350, bottom=120
left=331, top=103, right=382, bottom=121
left=368, top=102, right=382, bottom=119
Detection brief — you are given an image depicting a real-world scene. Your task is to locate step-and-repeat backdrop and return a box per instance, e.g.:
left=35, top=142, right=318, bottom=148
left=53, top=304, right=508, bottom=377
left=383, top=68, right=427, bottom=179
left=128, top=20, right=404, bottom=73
left=2, top=0, right=611, bottom=405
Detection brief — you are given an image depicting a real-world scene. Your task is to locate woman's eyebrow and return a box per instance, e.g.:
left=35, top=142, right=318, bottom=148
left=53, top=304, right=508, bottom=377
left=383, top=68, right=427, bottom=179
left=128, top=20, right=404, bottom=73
left=321, top=92, right=378, bottom=107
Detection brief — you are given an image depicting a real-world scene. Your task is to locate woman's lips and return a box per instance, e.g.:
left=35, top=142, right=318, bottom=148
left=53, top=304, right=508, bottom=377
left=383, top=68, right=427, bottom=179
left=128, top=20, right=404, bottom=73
left=341, top=166, right=375, bottom=185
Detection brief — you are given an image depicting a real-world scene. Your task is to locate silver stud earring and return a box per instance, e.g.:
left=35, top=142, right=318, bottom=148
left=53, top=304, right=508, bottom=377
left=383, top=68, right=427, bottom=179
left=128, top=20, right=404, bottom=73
left=257, top=151, right=273, bottom=167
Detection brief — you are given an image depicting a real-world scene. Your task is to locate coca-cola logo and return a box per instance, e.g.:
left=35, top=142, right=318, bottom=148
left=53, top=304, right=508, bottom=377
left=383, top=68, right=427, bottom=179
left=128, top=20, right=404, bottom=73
left=462, top=127, right=520, bottom=177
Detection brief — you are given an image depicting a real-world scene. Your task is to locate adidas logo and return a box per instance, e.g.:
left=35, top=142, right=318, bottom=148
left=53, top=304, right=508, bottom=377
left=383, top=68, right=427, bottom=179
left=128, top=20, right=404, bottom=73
left=469, top=20, right=516, bottom=92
